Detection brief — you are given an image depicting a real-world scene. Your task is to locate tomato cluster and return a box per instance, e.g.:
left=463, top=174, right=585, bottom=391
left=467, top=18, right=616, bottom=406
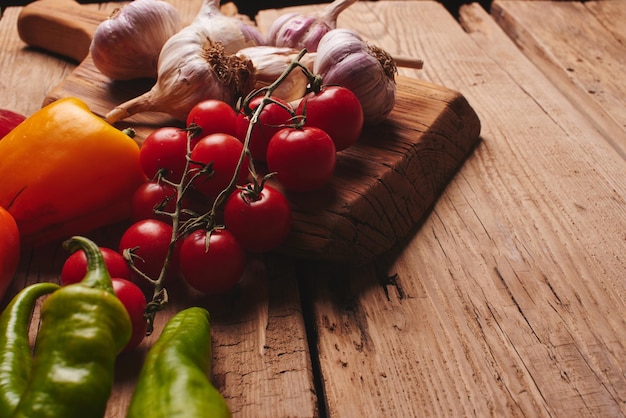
left=58, top=86, right=363, bottom=351
left=124, top=87, right=363, bottom=295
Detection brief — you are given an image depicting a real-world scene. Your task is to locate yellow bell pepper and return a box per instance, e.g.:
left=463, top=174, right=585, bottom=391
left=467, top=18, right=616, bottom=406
left=0, top=97, right=146, bottom=246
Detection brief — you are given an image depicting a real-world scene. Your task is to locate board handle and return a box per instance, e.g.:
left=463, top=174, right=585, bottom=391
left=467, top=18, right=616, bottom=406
left=17, top=0, right=109, bottom=63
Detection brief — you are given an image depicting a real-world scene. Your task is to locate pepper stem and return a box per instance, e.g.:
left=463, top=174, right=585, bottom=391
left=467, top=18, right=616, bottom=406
left=63, top=236, right=115, bottom=294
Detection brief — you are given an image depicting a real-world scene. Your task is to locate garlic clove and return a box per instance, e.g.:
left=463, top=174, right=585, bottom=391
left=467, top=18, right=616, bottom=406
left=314, top=28, right=397, bottom=124
left=237, top=46, right=316, bottom=103
left=267, top=0, right=357, bottom=52
left=90, top=0, right=182, bottom=81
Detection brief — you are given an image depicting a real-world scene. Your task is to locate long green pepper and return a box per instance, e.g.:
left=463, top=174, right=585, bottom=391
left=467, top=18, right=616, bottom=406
left=0, top=282, right=59, bottom=416
left=10, top=236, right=131, bottom=418
left=127, top=307, right=231, bottom=418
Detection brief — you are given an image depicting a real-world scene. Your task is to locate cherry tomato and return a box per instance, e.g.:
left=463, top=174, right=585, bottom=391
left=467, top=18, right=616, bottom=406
left=179, top=229, right=245, bottom=295
left=61, top=247, right=131, bottom=286
left=235, top=96, right=293, bottom=162
left=111, top=278, right=147, bottom=351
left=186, top=99, right=238, bottom=143
left=190, top=133, right=249, bottom=199
left=297, top=86, right=364, bottom=151
left=223, top=184, right=292, bottom=253
left=139, top=126, right=188, bottom=182
left=131, top=181, right=177, bottom=223
left=118, top=219, right=173, bottom=284
left=266, top=126, right=336, bottom=192
left=0, top=207, right=19, bottom=300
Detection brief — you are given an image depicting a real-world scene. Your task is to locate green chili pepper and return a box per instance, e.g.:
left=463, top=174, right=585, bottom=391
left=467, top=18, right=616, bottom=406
left=11, top=236, right=131, bottom=418
left=127, top=307, right=231, bottom=418
left=0, top=282, right=59, bottom=416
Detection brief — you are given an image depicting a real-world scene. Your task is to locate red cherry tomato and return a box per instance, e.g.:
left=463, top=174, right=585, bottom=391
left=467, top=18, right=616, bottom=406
left=266, top=126, right=336, bottom=192
left=223, top=184, right=292, bottom=253
left=186, top=99, right=238, bottom=143
left=111, top=278, right=147, bottom=351
left=235, top=96, right=293, bottom=162
left=61, top=247, right=131, bottom=286
left=118, top=219, right=173, bottom=284
left=297, top=86, right=364, bottom=151
left=0, top=207, right=20, bottom=300
left=131, top=181, right=178, bottom=223
left=190, top=133, right=249, bottom=199
left=139, top=127, right=188, bottom=182
left=179, top=229, right=246, bottom=295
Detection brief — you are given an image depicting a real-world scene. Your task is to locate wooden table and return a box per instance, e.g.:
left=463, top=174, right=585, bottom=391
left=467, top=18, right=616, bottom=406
left=1, top=0, right=625, bottom=416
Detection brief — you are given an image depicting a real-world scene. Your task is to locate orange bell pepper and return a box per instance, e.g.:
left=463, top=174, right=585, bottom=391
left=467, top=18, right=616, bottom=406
left=0, top=207, right=19, bottom=300
left=0, top=97, right=146, bottom=246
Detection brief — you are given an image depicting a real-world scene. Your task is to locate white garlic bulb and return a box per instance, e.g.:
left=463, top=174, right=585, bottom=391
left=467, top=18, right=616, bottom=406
left=237, top=46, right=316, bottom=102
left=314, top=29, right=397, bottom=124
left=267, top=0, right=357, bottom=52
left=104, top=0, right=265, bottom=123
left=90, top=0, right=182, bottom=80
left=105, top=36, right=255, bottom=123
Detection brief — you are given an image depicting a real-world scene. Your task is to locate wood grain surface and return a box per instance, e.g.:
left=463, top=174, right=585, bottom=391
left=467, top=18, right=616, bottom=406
left=1, top=1, right=625, bottom=417
left=491, top=0, right=626, bottom=159
left=260, top=2, right=626, bottom=416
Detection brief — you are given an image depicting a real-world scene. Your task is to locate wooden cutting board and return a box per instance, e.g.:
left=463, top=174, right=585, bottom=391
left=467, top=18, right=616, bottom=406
left=18, top=0, right=481, bottom=263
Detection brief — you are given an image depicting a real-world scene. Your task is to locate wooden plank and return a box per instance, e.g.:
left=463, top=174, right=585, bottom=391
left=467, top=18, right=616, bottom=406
left=585, top=0, right=626, bottom=45
left=0, top=2, right=318, bottom=417
left=260, top=1, right=626, bottom=416
left=491, top=0, right=626, bottom=159
left=4, top=1, right=626, bottom=417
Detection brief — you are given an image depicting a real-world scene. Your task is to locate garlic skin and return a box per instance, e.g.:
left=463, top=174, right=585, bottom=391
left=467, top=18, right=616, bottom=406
left=313, top=29, right=397, bottom=124
left=90, top=0, right=182, bottom=80
left=237, top=46, right=316, bottom=102
left=191, top=0, right=265, bottom=55
left=267, top=0, right=357, bottom=52
left=104, top=0, right=265, bottom=123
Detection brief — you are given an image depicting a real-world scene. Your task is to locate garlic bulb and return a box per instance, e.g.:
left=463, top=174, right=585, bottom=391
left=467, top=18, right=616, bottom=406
left=104, top=0, right=265, bottom=123
left=267, top=0, right=357, bottom=52
left=314, top=29, right=397, bottom=124
left=237, top=46, right=316, bottom=102
left=90, top=0, right=182, bottom=80
left=105, top=39, right=255, bottom=123
left=190, top=0, right=265, bottom=55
